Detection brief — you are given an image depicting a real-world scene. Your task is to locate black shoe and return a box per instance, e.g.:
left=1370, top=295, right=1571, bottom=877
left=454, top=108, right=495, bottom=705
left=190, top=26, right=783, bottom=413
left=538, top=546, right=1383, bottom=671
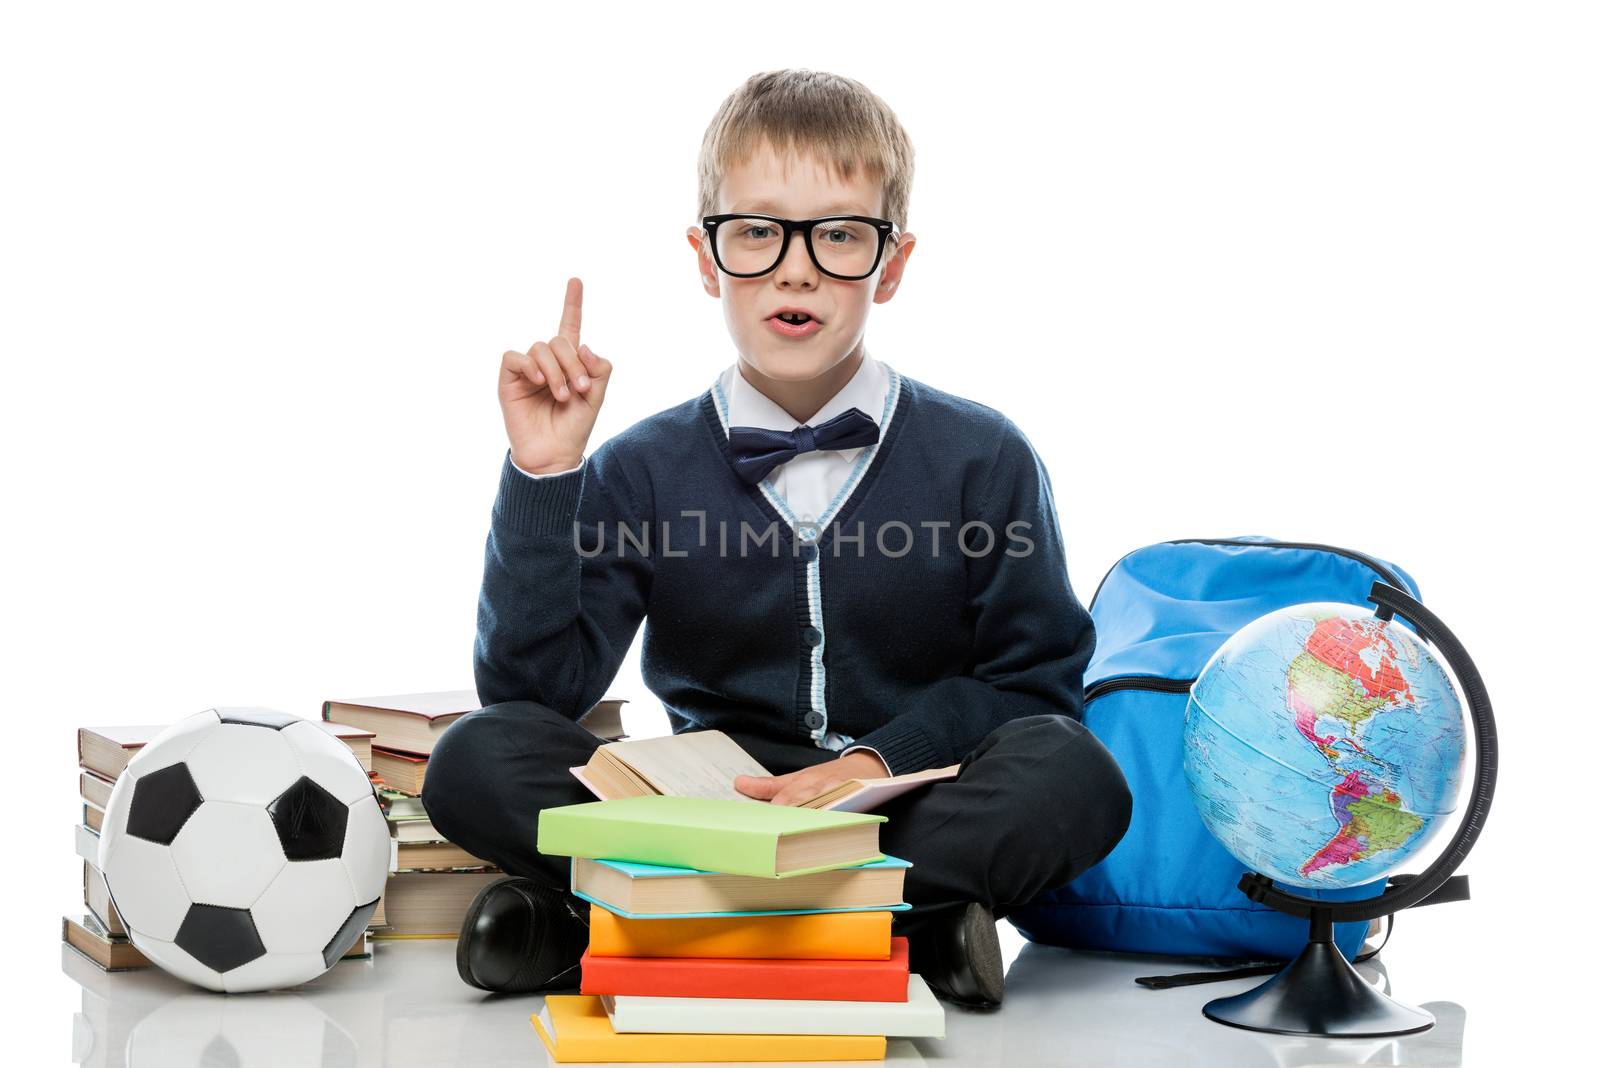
left=907, top=901, right=1005, bottom=1010
left=455, top=876, right=590, bottom=993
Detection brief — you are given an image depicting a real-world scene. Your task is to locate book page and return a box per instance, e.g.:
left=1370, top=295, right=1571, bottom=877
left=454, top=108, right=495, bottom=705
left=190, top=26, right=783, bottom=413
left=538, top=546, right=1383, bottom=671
left=810, top=764, right=961, bottom=813
left=569, top=764, right=603, bottom=800
left=606, top=730, right=773, bottom=802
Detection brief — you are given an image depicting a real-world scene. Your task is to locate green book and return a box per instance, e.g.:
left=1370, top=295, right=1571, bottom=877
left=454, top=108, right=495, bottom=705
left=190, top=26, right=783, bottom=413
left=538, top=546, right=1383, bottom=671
left=536, top=795, right=887, bottom=879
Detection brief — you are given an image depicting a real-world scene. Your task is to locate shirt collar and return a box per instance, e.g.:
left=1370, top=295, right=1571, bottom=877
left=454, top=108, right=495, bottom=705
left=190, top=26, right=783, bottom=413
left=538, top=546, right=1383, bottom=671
left=719, top=353, right=891, bottom=436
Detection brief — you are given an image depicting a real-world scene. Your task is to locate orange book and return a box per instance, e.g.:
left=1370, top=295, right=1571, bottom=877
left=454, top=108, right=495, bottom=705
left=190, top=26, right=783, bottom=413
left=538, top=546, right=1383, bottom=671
left=587, top=905, right=892, bottom=959
left=580, top=935, right=910, bottom=1001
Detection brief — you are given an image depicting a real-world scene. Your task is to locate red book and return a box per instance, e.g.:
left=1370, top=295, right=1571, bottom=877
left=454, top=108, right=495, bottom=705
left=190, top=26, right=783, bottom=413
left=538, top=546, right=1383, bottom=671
left=579, top=935, right=910, bottom=1002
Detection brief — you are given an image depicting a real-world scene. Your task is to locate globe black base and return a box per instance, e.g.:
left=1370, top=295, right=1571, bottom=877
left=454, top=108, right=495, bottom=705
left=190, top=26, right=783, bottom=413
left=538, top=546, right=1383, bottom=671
left=1203, top=936, right=1433, bottom=1038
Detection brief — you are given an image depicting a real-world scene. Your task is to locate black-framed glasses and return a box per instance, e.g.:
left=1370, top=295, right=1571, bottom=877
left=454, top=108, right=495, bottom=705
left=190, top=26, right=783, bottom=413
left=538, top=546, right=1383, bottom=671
left=701, top=213, right=900, bottom=281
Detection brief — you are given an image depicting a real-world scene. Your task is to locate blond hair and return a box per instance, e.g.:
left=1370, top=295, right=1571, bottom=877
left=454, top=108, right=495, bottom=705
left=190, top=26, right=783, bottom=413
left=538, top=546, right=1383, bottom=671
left=695, top=69, right=915, bottom=231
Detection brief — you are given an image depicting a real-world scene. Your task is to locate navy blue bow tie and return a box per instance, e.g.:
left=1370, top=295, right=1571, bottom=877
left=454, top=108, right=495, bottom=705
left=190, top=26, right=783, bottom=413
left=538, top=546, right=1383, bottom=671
left=726, top=406, right=881, bottom=486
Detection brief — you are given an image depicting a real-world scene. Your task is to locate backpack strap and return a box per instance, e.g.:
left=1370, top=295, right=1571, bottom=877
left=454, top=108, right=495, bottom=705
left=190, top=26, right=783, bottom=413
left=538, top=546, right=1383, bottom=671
left=1132, top=873, right=1468, bottom=990
left=1388, top=871, right=1471, bottom=904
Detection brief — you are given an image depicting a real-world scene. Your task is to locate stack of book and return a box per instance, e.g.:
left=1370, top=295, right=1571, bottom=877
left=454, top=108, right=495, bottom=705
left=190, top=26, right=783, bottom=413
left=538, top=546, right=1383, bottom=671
left=322, top=690, right=629, bottom=939
left=529, top=794, right=945, bottom=1064
left=66, top=721, right=381, bottom=971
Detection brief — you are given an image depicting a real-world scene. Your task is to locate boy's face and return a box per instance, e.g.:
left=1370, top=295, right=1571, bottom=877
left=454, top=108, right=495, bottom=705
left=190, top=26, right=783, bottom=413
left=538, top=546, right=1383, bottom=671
left=687, top=142, right=915, bottom=386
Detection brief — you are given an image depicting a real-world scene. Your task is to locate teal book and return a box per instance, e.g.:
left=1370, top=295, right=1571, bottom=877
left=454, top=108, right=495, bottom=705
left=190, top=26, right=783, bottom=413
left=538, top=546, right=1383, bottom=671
left=570, top=855, right=913, bottom=918
left=536, top=795, right=886, bottom=879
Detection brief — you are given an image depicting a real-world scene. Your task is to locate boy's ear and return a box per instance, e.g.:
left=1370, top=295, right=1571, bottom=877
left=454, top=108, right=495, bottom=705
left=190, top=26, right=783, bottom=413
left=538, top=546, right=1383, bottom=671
left=874, top=231, right=915, bottom=305
left=687, top=226, right=720, bottom=297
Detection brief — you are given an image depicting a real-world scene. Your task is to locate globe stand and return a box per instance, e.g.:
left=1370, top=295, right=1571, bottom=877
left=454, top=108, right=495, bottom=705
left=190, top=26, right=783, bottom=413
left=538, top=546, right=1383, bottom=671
left=1199, top=580, right=1498, bottom=1039
left=1203, top=907, right=1433, bottom=1037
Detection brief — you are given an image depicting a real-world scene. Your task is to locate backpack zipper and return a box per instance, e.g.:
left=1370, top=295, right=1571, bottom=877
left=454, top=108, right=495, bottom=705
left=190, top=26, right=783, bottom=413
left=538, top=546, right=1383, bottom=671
left=1084, top=675, right=1196, bottom=703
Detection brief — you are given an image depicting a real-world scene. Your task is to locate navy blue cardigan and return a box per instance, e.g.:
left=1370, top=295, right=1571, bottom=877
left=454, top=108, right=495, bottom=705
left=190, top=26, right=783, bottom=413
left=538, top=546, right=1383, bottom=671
left=473, top=368, right=1096, bottom=776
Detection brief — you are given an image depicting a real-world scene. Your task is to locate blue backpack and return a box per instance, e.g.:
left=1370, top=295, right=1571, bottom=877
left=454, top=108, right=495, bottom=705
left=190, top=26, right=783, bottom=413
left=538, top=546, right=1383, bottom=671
left=1007, top=536, right=1427, bottom=964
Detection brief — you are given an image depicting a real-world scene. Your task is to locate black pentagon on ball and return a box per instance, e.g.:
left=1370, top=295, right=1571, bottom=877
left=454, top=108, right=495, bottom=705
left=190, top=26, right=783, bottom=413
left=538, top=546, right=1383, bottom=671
left=175, top=903, right=266, bottom=973
left=126, top=763, right=204, bottom=845
left=217, top=708, right=300, bottom=729
left=322, top=897, right=380, bottom=968
left=268, top=776, right=348, bottom=861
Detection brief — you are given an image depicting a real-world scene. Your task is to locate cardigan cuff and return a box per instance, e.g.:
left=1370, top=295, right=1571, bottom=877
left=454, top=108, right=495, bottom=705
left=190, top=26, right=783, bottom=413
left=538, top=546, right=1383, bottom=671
left=838, top=744, right=892, bottom=777
left=846, top=718, right=943, bottom=777
left=493, top=448, right=584, bottom=536
left=511, top=453, right=585, bottom=480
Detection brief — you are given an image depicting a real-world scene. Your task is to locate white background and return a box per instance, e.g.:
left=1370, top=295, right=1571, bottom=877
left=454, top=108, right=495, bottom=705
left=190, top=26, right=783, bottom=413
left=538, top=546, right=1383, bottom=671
left=4, top=2, right=1595, bottom=1063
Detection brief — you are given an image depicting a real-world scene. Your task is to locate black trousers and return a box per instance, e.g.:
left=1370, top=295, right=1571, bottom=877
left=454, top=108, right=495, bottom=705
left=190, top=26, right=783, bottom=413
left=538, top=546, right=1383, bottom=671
left=423, top=703, right=1132, bottom=938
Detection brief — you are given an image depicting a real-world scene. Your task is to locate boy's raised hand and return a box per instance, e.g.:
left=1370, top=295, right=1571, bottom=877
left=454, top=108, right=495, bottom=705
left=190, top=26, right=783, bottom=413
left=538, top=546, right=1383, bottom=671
left=500, top=277, right=612, bottom=474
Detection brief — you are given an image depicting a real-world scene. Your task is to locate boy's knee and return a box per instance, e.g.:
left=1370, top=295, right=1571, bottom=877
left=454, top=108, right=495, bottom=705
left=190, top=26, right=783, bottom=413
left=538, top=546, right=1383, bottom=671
left=1049, top=717, right=1132, bottom=873
left=991, top=713, right=1132, bottom=870
left=420, top=717, right=478, bottom=838
left=421, top=700, right=569, bottom=826
left=423, top=701, right=527, bottom=832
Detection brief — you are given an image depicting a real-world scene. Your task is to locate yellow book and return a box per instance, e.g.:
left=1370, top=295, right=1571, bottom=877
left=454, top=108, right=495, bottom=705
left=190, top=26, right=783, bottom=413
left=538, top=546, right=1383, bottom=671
left=531, top=995, right=885, bottom=1062
left=587, top=906, right=891, bottom=960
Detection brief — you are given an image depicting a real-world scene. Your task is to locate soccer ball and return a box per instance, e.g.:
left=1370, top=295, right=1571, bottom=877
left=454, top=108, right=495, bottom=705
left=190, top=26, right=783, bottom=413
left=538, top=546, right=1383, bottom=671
left=98, top=707, right=391, bottom=993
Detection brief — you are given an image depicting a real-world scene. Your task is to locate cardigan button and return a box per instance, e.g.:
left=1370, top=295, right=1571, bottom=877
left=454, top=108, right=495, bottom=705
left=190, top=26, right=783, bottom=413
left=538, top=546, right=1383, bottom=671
left=804, top=711, right=824, bottom=729
left=801, top=626, right=822, bottom=647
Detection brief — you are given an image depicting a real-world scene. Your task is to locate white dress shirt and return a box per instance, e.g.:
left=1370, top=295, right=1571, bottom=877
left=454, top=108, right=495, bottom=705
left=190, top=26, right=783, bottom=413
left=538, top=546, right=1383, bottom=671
left=513, top=353, right=896, bottom=775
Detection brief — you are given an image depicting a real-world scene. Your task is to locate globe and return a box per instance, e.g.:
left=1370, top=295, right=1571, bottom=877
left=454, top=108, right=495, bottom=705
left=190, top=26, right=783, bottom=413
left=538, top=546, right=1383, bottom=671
left=1183, top=602, right=1467, bottom=890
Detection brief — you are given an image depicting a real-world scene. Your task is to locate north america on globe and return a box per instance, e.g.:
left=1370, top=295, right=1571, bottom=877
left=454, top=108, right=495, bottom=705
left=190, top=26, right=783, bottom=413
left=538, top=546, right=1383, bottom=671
left=1288, top=613, right=1425, bottom=879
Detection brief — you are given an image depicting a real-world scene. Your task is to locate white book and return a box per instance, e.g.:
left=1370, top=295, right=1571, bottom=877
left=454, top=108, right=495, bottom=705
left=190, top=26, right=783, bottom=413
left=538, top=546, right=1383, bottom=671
left=390, top=818, right=445, bottom=843
left=600, top=973, right=945, bottom=1038
left=75, top=822, right=99, bottom=864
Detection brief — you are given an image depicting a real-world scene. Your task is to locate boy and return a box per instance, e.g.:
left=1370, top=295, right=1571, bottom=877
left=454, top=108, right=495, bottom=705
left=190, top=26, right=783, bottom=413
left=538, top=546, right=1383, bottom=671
left=423, top=69, right=1130, bottom=1010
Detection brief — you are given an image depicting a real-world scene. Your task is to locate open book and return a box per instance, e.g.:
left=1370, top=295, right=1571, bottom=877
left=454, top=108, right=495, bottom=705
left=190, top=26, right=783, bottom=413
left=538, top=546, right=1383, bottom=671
left=568, top=730, right=958, bottom=813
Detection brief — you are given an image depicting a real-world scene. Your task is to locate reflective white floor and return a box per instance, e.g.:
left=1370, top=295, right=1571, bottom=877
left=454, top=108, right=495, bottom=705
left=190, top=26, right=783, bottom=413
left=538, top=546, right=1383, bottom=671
left=66, top=918, right=1505, bottom=1068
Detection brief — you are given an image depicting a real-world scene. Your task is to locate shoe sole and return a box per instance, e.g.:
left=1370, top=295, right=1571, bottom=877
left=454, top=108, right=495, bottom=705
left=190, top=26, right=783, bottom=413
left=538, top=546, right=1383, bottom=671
left=959, top=902, right=1005, bottom=1009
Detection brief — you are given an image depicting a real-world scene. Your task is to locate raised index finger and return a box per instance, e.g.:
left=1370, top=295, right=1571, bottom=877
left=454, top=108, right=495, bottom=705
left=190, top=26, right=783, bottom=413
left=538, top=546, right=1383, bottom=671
left=559, top=276, right=583, bottom=346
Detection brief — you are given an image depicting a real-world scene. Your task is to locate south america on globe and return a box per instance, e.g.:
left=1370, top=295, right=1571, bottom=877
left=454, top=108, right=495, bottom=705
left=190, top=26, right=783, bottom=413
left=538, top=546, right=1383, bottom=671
left=1183, top=603, right=1467, bottom=889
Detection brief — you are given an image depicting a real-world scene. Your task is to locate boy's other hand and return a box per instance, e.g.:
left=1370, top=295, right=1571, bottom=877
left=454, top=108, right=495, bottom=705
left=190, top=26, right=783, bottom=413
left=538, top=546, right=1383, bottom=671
left=500, top=276, right=613, bottom=474
left=734, top=750, right=890, bottom=807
